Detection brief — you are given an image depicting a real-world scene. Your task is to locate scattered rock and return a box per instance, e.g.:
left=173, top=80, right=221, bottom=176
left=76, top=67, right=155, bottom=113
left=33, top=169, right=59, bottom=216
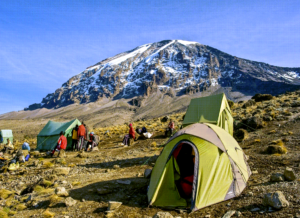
left=77, top=151, right=87, bottom=158
left=144, top=169, right=152, bottom=178
left=235, top=211, right=242, bottom=217
left=55, top=187, right=69, bottom=197
left=252, top=170, right=258, bottom=174
left=65, top=197, right=77, bottom=207
left=153, top=211, right=174, bottom=218
left=92, top=147, right=99, bottom=152
left=161, top=116, right=169, bottom=122
left=284, top=167, right=296, bottom=181
left=45, top=174, right=58, bottom=183
left=262, top=191, right=289, bottom=210
left=25, top=195, right=33, bottom=202
left=243, top=116, right=264, bottom=129
left=58, top=150, right=66, bottom=158
left=270, top=173, right=285, bottom=182
left=113, top=165, right=120, bottom=169
left=52, top=167, right=70, bottom=176
left=33, top=160, right=39, bottom=167
left=252, top=93, right=273, bottom=102
left=222, top=210, right=236, bottom=218
left=265, top=145, right=287, bottom=154
left=246, top=191, right=253, bottom=197
left=108, top=201, right=122, bottom=210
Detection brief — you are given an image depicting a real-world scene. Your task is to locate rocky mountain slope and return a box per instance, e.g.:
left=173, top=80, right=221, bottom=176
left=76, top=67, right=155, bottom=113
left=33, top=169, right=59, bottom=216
left=26, top=39, right=300, bottom=110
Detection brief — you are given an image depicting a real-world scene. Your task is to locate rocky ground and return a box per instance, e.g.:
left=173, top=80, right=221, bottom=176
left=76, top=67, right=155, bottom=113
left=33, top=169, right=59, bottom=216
left=0, top=91, right=300, bottom=217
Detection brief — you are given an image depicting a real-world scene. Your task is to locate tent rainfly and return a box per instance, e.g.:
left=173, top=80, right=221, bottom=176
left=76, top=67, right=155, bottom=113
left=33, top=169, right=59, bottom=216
left=0, top=130, right=13, bottom=144
left=147, top=123, right=251, bottom=212
left=36, top=119, right=81, bottom=150
left=182, top=93, right=233, bottom=135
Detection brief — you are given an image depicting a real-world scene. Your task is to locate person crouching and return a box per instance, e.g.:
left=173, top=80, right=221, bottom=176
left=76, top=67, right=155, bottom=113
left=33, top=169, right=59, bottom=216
left=51, top=131, right=67, bottom=157
left=122, top=123, right=135, bottom=147
left=86, top=132, right=96, bottom=151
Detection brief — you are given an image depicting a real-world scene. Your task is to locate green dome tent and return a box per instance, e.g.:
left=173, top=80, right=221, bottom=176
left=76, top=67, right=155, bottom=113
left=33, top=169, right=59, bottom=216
left=36, top=119, right=81, bottom=150
left=0, top=130, right=13, bottom=144
left=182, top=93, right=233, bottom=135
left=147, top=123, right=251, bottom=212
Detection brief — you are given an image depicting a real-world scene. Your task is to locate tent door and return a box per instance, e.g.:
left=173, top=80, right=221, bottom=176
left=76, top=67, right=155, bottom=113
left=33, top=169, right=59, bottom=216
left=168, top=140, right=199, bottom=211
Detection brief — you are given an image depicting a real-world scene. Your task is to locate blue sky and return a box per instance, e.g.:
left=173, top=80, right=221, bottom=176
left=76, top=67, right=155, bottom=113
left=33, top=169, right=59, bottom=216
left=0, top=0, right=300, bottom=114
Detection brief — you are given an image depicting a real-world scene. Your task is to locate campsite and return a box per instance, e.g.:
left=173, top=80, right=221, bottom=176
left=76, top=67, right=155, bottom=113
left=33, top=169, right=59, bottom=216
left=0, top=92, right=299, bottom=217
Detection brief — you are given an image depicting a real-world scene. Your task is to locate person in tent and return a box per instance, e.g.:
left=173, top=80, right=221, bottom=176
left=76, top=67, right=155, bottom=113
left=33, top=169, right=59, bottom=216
left=122, top=123, right=135, bottom=146
left=173, top=144, right=195, bottom=198
left=165, top=119, right=175, bottom=137
left=51, top=131, right=67, bottom=157
left=77, top=122, right=86, bottom=151
left=71, top=125, right=79, bottom=151
left=86, top=132, right=96, bottom=151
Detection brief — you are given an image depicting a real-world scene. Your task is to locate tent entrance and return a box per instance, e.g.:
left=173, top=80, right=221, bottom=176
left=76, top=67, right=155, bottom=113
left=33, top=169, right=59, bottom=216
left=171, top=141, right=199, bottom=210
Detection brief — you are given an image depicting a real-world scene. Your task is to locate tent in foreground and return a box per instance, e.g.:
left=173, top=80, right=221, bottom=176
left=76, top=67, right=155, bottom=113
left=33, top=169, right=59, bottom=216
left=147, top=123, right=251, bottom=212
left=0, top=130, right=13, bottom=144
left=36, top=119, right=81, bottom=150
left=182, top=93, right=233, bottom=135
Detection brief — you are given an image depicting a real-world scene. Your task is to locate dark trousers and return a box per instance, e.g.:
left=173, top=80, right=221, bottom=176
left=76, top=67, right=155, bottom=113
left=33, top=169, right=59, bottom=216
left=77, top=136, right=85, bottom=151
left=165, top=128, right=173, bottom=137
left=72, top=139, right=78, bottom=151
left=52, top=144, right=61, bottom=155
left=123, top=134, right=130, bottom=145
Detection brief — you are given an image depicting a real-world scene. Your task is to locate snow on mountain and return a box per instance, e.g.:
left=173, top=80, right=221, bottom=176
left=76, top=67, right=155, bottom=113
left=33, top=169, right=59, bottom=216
left=25, top=40, right=300, bottom=110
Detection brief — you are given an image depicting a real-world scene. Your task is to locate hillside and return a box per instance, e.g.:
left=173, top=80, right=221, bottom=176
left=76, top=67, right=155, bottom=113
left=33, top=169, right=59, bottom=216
left=0, top=91, right=300, bottom=217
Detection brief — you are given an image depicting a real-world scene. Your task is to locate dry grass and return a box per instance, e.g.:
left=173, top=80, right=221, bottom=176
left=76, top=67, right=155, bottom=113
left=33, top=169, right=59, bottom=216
left=44, top=162, right=54, bottom=168
left=254, top=139, right=261, bottom=143
left=68, top=163, right=76, bottom=167
left=151, top=142, right=157, bottom=147
left=270, top=139, right=288, bottom=154
left=15, top=204, right=27, bottom=211
left=72, top=181, right=81, bottom=186
left=49, top=194, right=63, bottom=206
left=0, top=189, right=13, bottom=199
left=42, top=180, right=53, bottom=188
left=0, top=210, right=8, bottom=218
left=34, top=185, right=54, bottom=195
left=268, top=130, right=276, bottom=134
left=43, top=210, right=55, bottom=218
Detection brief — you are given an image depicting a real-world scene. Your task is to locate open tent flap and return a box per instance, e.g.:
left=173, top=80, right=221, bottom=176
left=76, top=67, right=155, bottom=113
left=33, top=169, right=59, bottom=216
left=0, top=130, right=13, bottom=144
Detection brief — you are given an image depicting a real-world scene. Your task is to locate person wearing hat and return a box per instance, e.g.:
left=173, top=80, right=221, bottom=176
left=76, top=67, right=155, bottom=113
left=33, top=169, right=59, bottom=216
left=122, top=123, right=135, bottom=146
left=51, top=131, right=67, bottom=157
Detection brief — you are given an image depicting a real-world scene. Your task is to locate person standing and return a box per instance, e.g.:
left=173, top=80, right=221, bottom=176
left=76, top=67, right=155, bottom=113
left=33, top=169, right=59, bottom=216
left=71, top=125, right=79, bottom=151
left=51, top=131, right=67, bottom=157
left=77, top=122, right=86, bottom=151
left=122, top=123, right=135, bottom=146
left=165, top=119, right=175, bottom=137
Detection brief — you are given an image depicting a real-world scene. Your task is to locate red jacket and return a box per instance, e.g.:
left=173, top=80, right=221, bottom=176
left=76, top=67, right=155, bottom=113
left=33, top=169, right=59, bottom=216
left=78, top=124, right=86, bottom=138
left=58, top=135, right=67, bottom=150
left=129, top=127, right=135, bottom=139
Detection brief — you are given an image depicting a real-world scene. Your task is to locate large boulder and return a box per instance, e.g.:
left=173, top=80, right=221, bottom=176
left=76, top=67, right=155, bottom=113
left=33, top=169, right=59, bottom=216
left=243, top=117, right=264, bottom=129
left=252, top=94, right=273, bottom=102
left=65, top=197, right=77, bottom=207
left=262, top=191, right=289, bottom=210
left=284, top=167, right=296, bottom=181
left=270, top=173, right=285, bottom=182
left=52, top=167, right=70, bottom=176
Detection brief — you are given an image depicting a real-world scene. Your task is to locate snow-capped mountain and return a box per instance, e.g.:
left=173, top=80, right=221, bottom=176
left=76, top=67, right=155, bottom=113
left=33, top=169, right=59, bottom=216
left=26, top=40, right=300, bottom=110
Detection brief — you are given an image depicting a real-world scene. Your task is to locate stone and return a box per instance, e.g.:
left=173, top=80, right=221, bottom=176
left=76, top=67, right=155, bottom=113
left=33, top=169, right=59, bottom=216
left=113, top=165, right=120, bottom=169
left=77, top=151, right=87, bottom=158
left=144, top=169, right=152, bottom=178
left=270, top=173, right=285, bottom=182
left=117, top=180, right=131, bottom=185
left=161, top=116, right=169, bottom=122
left=33, top=160, right=39, bottom=167
left=252, top=170, right=258, bottom=174
left=25, top=195, right=33, bottom=202
left=65, top=197, right=77, bottom=207
left=243, top=116, right=264, bottom=129
left=45, top=174, right=58, bottom=183
left=108, top=201, right=122, bottom=210
left=58, top=150, right=66, bottom=158
left=246, top=191, right=253, bottom=197
left=234, top=129, right=248, bottom=141
left=153, top=212, right=173, bottom=218
left=222, top=210, right=236, bottom=218
left=266, top=145, right=286, bottom=154
left=262, top=191, right=289, bottom=210
left=92, top=147, right=99, bottom=152
left=55, top=187, right=69, bottom=197
left=97, top=188, right=112, bottom=195
left=52, top=167, right=70, bottom=176
left=284, top=167, right=296, bottom=181
left=235, top=211, right=242, bottom=217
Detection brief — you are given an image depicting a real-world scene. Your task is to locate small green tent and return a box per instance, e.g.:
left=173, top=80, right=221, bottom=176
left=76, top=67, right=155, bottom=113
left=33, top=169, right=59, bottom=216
left=147, top=123, right=251, bottom=211
left=36, top=119, right=81, bottom=150
left=182, top=93, right=233, bottom=135
left=0, top=130, right=13, bottom=144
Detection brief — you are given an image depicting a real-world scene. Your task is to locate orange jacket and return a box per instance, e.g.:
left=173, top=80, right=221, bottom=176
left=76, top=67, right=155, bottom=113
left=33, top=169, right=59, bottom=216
left=129, top=127, right=135, bottom=139
left=78, top=124, right=86, bottom=137
left=58, top=135, right=67, bottom=150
